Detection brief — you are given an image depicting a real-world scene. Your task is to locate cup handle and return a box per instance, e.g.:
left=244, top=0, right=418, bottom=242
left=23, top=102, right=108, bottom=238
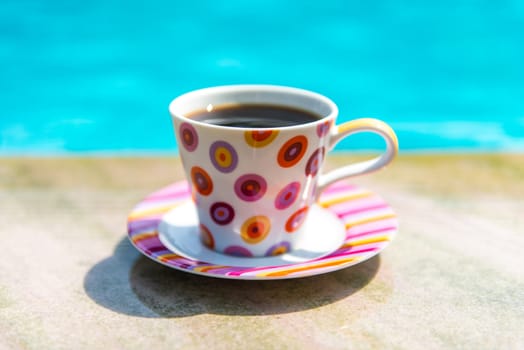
left=316, top=118, right=399, bottom=197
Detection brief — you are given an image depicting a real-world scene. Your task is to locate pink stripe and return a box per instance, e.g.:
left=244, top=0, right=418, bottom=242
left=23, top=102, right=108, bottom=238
left=346, top=226, right=397, bottom=239
left=320, top=189, right=367, bottom=202
left=200, top=266, right=239, bottom=275
left=346, top=218, right=398, bottom=234
left=324, top=246, right=379, bottom=259
left=337, top=203, right=389, bottom=217
left=321, top=182, right=357, bottom=195
left=143, top=190, right=189, bottom=203
left=324, top=195, right=382, bottom=213
left=164, top=257, right=201, bottom=267
left=153, top=181, right=189, bottom=195
left=227, top=264, right=291, bottom=276
left=144, top=183, right=190, bottom=202
left=133, top=197, right=185, bottom=211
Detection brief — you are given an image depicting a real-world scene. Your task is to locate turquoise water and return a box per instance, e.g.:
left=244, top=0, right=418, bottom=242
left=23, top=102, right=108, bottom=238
left=1, top=0, right=523, bottom=154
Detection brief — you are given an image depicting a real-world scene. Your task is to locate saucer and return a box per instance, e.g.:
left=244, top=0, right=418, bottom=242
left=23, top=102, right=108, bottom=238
left=127, top=181, right=398, bottom=280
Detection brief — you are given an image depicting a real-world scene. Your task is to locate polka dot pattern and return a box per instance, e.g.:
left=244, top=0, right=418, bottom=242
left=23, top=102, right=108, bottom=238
left=305, top=147, right=325, bottom=177
left=210, top=202, right=235, bottom=225
left=275, top=181, right=301, bottom=210
left=316, top=120, right=332, bottom=137
left=224, top=245, right=253, bottom=257
left=244, top=130, right=279, bottom=147
left=179, top=123, right=198, bottom=152
left=277, top=135, right=308, bottom=168
left=176, top=120, right=337, bottom=256
left=285, top=206, right=309, bottom=233
left=199, top=224, right=215, bottom=249
left=190, top=166, right=213, bottom=196
left=265, top=241, right=291, bottom=256
left=209, top=141, right=238, bottom=173
left=241, top=216, right=271, bottom=244
left=234, top=174, right=267, bottom=202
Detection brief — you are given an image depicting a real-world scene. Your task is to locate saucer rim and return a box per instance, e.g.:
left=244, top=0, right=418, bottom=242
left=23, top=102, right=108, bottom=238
left=127, top=181, right=397, bottom=280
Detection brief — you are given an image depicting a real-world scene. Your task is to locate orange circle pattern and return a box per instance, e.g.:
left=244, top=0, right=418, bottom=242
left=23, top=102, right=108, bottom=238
left=277, top=135, right=308, bottom=168
left=199, top=224, right=215, bottom=249
left=285, top=206, right=309, bottom=233
left=240, top=216, right=271, bottom=244
left=244, top=130, right=279, bottom=148
left=190, top=166, right=213, bottom=196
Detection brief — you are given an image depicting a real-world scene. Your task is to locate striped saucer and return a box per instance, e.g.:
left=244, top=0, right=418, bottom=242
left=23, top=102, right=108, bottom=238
left=127, top=181, right=398, bottom=280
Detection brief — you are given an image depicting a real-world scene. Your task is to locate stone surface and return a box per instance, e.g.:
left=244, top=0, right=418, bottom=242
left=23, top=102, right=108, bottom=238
left=0, top=155, right=523, bottom=349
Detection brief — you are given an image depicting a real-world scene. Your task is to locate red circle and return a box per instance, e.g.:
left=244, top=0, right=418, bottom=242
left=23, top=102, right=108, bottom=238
left=190, top=166, right=213, bottom=196
left=285, top=206, right=309, bottom=233
left=277, top=135, right=308, bottom=168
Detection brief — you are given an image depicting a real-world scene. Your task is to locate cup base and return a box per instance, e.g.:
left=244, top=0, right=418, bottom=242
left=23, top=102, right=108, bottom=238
left=158, top=201, right=345, bottom=268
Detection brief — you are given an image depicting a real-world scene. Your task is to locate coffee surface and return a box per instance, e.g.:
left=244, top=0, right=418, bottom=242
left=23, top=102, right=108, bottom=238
left=186, top=104, right=321, bottom=128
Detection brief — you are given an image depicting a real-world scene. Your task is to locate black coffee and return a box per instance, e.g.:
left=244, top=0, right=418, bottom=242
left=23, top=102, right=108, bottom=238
left=186, top=104, right=322, bottom=128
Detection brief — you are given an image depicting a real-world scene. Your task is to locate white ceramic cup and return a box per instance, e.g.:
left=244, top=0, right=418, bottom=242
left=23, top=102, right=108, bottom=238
left=169, top=85, right=398, bottom=257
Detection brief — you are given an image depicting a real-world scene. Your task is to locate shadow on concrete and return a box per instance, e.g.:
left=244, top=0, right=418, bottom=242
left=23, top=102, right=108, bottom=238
left=84, top=237, right=381, bottom=318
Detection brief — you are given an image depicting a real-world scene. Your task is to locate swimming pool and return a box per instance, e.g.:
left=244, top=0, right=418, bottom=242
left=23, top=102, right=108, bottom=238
left=1, top=0, right=523, bottom=154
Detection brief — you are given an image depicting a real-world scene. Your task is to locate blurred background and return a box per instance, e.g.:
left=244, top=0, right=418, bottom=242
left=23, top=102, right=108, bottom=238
left=1, top=0, right=523, bottom=155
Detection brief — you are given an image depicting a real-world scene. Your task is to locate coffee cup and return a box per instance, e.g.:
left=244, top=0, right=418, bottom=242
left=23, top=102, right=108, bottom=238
left=169, top=85, right=398, bottom=257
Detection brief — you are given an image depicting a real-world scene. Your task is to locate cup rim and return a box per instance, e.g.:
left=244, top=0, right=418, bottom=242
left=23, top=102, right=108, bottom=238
left=168, top=84, right=339, bottom=131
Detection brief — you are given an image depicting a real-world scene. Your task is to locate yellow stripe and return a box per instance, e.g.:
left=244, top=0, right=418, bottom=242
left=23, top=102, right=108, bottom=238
left=341, top=235, right=391, bottom=248
left=337, top=118, right=399, bottom=150
left=131, top=232, right=157, bottom=243
left=192, top=265, right=227, bottom=273
left=257, top=257, right=357, bottom=277
left=158, top=253, right=182, bottom=262
left=319, top=191, right=373, bottom=208
left=345, top=213, right=397, bottom=229
left=127, top=203, right=181, bottom=221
